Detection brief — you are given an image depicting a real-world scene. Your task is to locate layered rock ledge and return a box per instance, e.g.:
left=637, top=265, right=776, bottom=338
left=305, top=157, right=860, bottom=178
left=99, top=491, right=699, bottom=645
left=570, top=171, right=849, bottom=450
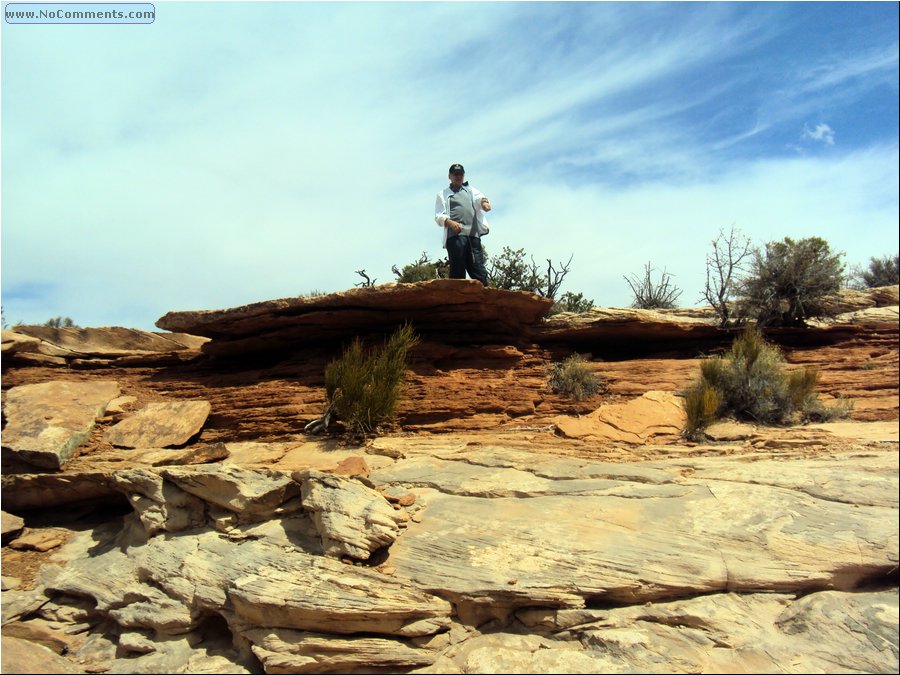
left=156, top=280, right=554, bottom=356
left=2, top=436, right=897, bottom=673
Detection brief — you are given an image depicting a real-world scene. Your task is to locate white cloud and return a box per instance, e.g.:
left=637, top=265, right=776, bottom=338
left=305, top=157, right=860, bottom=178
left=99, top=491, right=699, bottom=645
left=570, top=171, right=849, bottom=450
left=1, top=4, right=897, bottom=330
left=803, top=123, right=836, bottom=145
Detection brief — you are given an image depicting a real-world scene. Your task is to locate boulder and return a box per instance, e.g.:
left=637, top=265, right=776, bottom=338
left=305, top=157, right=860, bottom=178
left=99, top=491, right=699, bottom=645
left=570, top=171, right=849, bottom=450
left=1, top=510, right=25, bottom=543
left=104, top=400, right=211, bottom=448
left=160, top=464, right=299, bottom=520
left=297, top=470, right=405, bottom=559
left=8, top=528, right=69, bottom=552
left=1, top=380, right=120, bottom=470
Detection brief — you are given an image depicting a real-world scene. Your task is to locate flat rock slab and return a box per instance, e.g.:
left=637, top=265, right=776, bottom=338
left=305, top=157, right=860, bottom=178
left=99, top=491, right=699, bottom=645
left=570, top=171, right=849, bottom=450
left=384, top=453, right=898, bottom=608
left=104, top=400, right=211, bottom=448
left=1, top=635, right=83, bottom=674
left=1, top=380, right=121, bottom=470
left=8, top=528, right=69, bottom=552
left=5, top=326, right=209, bottom=365
left=553, top=390, right=686, bottom=444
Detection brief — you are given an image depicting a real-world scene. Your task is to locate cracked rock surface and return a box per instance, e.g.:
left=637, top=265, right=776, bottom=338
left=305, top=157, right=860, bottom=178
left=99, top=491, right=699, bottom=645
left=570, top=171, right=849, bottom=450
left=2, top=433, right=897, bottom=674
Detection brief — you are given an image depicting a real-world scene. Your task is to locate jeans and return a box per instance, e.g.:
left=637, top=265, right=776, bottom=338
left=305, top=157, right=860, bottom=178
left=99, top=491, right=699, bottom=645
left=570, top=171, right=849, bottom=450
left=446, top=235, right=487, bottom=286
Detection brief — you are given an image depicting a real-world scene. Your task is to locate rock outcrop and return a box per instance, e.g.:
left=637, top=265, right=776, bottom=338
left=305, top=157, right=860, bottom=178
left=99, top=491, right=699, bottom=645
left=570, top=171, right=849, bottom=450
left=2, top=326, right=208, bottom=367
left=1, top=380, right=121, bottom=470
left=1, top=435, right=896, bottom=673
left=2, top=282, right=898, bottom=673
left=156, top=280, right=554, bottom=356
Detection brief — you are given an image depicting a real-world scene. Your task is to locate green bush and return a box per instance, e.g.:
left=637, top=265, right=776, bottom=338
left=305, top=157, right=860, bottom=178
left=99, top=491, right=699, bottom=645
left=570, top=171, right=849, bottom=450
left=858, top=254, right=899, bottom=288
left=44, top=316, right=77, bottom=328
left=737, top=236, right=844, bottom=326
left=683, top=381, right=721, bottom=440
left=549, top=354, right=605, bottom=401
left=682, top=327, right=849, bottom=437
left=324, top=324, right=419, bottom=436
left=549, top=291, right=595, bottom=315
left=392, top=252, right=449, bottom=282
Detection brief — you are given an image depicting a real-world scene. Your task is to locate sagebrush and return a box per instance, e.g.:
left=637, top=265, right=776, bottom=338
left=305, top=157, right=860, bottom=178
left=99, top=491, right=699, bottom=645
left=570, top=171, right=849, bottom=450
left=323, top=324, right=419, bottom=436
left=549, top=354, right=606, bottom=401
left=683, top=326, right=850, bottom=439
left=736, top=236, right=844, bottom=326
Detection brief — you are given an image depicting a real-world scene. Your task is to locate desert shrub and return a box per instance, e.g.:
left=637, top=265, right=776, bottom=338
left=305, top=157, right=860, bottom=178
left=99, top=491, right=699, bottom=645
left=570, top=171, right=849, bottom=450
left=682, top=327, right=849, bottom=437
left=736, top=236, right=844, bottom=326
left=801, top=396, right=854, bottom=423
left=624, top=262, right=682, bottom=309
left=549, top=354, right=605, bottom=401
left=44, top=316, right=77, bottom=328
left=487, top=246, right=578, bottom=300
left=488, top=247, right=542, bottom=294
left=549, top=291, right=595, bottom=315
left=392, top=252, right=449, bottom=282
left=857, top=254, right=899, bottom=288
left=683, top=381, right=721, bottom=440
left=324, top=323, right=419, bottom=436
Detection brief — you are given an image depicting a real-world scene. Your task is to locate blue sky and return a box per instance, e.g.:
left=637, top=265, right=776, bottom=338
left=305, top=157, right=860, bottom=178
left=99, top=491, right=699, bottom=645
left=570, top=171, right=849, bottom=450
left=2, top=1, right=898, bottom=331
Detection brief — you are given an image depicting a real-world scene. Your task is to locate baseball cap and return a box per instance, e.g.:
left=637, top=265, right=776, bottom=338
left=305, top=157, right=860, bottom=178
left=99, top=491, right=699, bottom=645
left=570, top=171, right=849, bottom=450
left=449, top=163, right=465, bottom=174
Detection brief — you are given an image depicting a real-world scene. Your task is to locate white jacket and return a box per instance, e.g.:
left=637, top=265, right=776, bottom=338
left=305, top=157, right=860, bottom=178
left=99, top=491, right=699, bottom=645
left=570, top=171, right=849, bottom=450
left=434, top=185, right=490, bottom=249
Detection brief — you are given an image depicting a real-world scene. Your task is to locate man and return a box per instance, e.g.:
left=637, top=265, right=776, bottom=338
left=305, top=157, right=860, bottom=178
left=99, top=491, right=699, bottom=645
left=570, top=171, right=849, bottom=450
left=434, top=163, right=491, bottom=285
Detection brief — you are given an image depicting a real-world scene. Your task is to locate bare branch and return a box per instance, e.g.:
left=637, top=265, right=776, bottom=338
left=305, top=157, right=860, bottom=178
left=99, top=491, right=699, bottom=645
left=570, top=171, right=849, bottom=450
left=624, top=262, right=682, bottom=309
left=354, top=269, right=376, bottom=288
left=701, top=225, right=754, bottom=326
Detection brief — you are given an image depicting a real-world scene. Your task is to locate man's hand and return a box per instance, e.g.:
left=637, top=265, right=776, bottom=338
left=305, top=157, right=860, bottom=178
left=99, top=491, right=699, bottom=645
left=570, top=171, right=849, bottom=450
left=481, top=198, right=492, bottom=212
left=446, top=219, right=462, bottom=234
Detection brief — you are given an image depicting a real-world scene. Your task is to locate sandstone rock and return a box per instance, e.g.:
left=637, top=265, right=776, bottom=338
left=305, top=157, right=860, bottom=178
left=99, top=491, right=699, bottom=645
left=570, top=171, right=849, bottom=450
left=105, top=396, right=137, bottom=414
left=155, top=280, right=554, bottom=356
left=160, top=464, right=299, bottom=519
left=704, top=420, right=757, bottom=441
left=2, top=619, right=72, bottom=654
left=417, top=633, right=611, bottom=674
left=108, top=526, right=454, bottom=638
left=297, top=470, right=405, bottom=559
left=536, top=306, right=721, bottom=349
left=2, top=510, right=26, bottom=542
left=0, top=635, right=83, bottom=674
left=552, top=391, right=686, bottom=444
left=1, top=330, right=41, bottom=354
left=385, top=452, right=898, bottom=610
left=241, top=627, right=436, bottom=673
left=329, top=455, right=370, bottom=477
left=433, top=589, right=899, bottom=674
left=8, top=528, right=69, bottom=552
left=119, top=631, right=158, bottom=654
left=870, top=284, right=900, bottom=306
left=1, top=472, right=120, bottom=511
left=2, top=380, right=120, bottom=469
left=6, top=326, right=208, bottom=366
left=104, top=400, right=212, bottom=448
left=2, top=576, right=23, bottom=591
left=113, top=469, right=208, bottom=536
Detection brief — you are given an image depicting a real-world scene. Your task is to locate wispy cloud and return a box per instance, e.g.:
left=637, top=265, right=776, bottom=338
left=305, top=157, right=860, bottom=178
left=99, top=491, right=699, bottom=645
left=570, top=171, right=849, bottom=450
left=2, top=3, right=897, bottom=329
left=803, top=123, right=836, bottom=145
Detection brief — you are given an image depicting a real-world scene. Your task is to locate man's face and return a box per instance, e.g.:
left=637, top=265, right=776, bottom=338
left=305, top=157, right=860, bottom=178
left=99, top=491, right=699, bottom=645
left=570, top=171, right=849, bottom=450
left=449, top=171, right=465, bottom=188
